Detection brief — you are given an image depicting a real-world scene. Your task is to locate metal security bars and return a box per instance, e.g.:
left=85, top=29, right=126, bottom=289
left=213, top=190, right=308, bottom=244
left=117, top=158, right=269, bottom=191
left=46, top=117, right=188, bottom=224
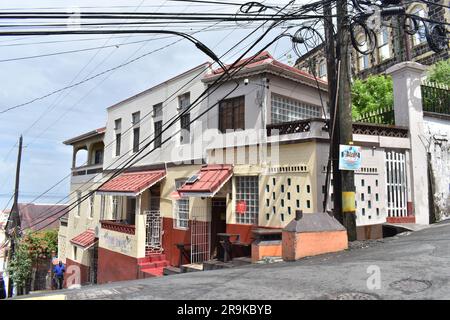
left=145, top=210, right=163, bottom=253
left=190, top=207, right=210, bottom=264
left=385, top=150, right=408, bottom=218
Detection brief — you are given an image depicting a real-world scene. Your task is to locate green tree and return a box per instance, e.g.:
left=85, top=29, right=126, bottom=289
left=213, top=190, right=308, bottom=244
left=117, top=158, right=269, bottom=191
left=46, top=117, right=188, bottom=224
left=351, top=75, right=394, bottom=119
left=427, top=59, right=450, bottom=86
left=6, top=229, right=59, bottom=294
left=6, top=240, right=32, bottom=293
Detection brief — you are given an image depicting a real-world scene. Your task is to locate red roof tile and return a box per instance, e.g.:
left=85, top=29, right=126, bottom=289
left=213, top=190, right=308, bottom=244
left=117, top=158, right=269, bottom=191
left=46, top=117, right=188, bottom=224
left=204, top=51, right=327, bottom=86
left=70, top=229, right=96, bottom=248
left=98, top=170, right=166, bottom=195
left=178, top=165, right=233, bottom=197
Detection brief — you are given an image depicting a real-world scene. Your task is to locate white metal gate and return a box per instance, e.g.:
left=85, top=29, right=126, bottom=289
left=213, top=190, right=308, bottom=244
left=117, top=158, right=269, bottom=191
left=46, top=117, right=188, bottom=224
left=385, top=150, right=408, bottom=217
left=145, top=210, right=163, bottom=253
left=190, top=208, right=210, bottom=264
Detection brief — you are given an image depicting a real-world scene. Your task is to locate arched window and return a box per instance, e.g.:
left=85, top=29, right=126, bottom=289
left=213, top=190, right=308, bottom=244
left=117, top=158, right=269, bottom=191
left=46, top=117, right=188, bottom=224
left=74, top=148, right=88, bottom=167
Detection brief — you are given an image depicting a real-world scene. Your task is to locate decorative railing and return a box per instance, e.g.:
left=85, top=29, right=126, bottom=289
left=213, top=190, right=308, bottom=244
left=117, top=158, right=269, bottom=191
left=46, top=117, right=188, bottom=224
left=100, top=220, right=135, bottom=235
left=353, top=106, right=395, bottom=125
left=266, top=118, right=408, bottom=138
left=421, top=82, right=450, bottom=116
left=352, top=122, right=408, bottom=138
left=72, top=163, right=103, bottom=176
left=266, top=119, right=311, bottom=136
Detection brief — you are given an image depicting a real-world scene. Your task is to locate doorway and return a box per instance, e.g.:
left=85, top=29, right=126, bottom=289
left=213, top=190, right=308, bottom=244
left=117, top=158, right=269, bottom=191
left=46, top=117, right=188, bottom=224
left=210, top=198, right=227, bottom=258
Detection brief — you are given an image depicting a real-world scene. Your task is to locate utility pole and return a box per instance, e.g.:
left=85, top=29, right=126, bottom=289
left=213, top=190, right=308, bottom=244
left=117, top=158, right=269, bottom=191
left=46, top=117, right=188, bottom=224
left=6, top=135, right=23, bottom=298
left=322, top=0, right=343, bottom=224
left=335, top=0, right=357, bottom=240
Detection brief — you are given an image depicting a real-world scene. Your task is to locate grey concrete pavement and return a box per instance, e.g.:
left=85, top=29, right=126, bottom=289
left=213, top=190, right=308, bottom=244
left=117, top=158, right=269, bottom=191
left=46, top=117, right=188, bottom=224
left=19, top=220, right=450, bottom=300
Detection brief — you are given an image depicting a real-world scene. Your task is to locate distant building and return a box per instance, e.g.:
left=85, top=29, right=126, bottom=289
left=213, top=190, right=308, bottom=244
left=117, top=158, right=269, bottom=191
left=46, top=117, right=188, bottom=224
left=295, top=1, right=450, bottom=80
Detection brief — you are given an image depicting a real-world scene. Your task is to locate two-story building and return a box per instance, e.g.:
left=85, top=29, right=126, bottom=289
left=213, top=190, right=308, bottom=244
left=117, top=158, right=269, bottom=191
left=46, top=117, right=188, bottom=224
left=59, top=52, right=434, bottom=285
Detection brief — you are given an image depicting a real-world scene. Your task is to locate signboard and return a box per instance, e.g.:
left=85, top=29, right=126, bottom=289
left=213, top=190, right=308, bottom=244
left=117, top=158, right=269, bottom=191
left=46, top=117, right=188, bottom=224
left=236, top=201, right=247, bottom=215
left=339, top=145, right=362, bottom=171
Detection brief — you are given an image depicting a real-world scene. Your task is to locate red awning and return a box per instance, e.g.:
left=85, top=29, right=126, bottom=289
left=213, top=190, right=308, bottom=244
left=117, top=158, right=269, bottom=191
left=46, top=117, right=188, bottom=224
left=97, top=170, right=166, bottom=196
left=178, top=164, right=233, bottom=197
left=70, top=229, right=97, bottom=249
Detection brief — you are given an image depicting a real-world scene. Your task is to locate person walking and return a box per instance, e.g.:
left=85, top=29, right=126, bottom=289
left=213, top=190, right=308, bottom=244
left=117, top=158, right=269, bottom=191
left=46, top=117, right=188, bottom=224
left=53, top=261, right=65, bottom=290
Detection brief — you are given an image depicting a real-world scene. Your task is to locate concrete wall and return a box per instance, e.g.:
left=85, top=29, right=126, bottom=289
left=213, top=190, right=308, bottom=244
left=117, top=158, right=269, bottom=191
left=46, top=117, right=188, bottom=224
left=423, top=115, right=450, bottom=220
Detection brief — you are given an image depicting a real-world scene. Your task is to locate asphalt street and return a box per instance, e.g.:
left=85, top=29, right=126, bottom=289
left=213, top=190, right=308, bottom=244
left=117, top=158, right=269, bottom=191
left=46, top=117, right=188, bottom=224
left=18, top=220, right=450, bottom=300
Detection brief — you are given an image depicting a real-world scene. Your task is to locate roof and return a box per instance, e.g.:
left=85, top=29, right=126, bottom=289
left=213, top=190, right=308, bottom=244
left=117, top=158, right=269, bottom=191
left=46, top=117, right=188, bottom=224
left=17, top=203, right=69, bottom=232
left=97, top=170, right=166, bottom=196
left=178, top=164, right=233, bottom=197
left=70, top=229, right=97, bottom=249
left=284, top=212, right=346, bottom=233
left=203, top=51, right=327, bottom=88
left=107, top=62, right=211, bottom=111
left=63, top=127, right=106, bottom=145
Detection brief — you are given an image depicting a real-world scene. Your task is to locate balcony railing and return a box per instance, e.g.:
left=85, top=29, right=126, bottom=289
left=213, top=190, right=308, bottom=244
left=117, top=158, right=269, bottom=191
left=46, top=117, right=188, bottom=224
left=266, top=118, right=408, bottom=138
left=72, top=163, right=103, bottom=176
left=266, top=118, right=313, bottom=136
left=100, top=220, right=135, bottom=235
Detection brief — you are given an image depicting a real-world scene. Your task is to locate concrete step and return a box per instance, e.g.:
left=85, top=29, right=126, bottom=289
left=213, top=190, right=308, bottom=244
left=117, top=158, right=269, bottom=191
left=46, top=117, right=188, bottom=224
left=232, top=257, right=252, bottom=266
left=180, top=263, right=203, bottom=273
left=138, top=260, right=169, bottom=269
left=163, top=266, right=182, bottom=276
left=203, top=259, right=234, bottom=271
left=141, top=267, right=164, bottom=277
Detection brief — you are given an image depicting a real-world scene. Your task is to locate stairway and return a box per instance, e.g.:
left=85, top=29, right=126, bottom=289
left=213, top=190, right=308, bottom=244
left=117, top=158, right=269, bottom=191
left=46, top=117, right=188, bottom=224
left=137, top=254, right=169, bottom=277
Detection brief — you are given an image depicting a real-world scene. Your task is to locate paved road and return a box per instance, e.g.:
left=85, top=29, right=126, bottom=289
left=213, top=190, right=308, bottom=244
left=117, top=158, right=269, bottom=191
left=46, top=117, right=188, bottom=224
left=19, top=220, right=450, bottom=300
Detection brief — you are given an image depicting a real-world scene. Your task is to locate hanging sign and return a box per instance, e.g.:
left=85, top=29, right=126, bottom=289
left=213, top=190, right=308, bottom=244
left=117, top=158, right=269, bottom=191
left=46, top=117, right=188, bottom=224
left=339, top=145, right=362, bottom=171
left=236, top=200, right=247, bottom=215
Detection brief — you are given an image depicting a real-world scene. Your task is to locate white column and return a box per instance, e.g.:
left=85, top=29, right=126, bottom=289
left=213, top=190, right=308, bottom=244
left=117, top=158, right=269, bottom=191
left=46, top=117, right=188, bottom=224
left=386, top=62, right=429, bottom=224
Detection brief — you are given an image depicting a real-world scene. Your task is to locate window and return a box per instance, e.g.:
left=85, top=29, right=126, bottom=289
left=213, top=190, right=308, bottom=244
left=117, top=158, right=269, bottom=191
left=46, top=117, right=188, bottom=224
left=178, top=92, right=190, bottom=110
left=114, top=118, right=121, bottom=130
left=132, top=111, right=140, bottom=125
left=115, top=133, right=121, bottom=156
left=318, top=61, right=327, bottom=79
left=154, top=120, right=162, bottom=149
left=378, top=27, right=390, bottom=61
left=174, top=179, right=189, bottom=229
left=411, top=7, right=427, bottom=46
left=271, top=93, right=321, bottom=124
left=112, top=196, right=121, bottom=220
left=235, top=176, right=259, bottom=224
left=100, top=195, right=106, bottom=220
left=76, top=191, right=82, bottom=217
left=153, top=103, right=163, bottom=149
left=73, top=246, right=78, bottom=260
left=133, top=127, right=140, bottom=153
left=89, top=193, right=94, bottom=219
left=357, top=40, right=369, bottom=71
left=218, top=96, right=245, bottom=132
left=153, top=103, right=163, bottom=119
left=180, top=112, right=190, bottom=144
left=94, top=149, right=103, bottom=164
left=179, top=93, right=191, bottom=145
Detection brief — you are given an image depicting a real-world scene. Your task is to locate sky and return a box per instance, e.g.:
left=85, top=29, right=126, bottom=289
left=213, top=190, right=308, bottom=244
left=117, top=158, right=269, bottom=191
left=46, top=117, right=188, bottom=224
left=0, top=0, right=310, bottom=209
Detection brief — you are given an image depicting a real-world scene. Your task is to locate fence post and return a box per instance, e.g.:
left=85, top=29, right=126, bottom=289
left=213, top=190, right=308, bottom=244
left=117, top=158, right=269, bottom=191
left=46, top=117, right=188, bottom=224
left=387, top=61, right=429, bottom=225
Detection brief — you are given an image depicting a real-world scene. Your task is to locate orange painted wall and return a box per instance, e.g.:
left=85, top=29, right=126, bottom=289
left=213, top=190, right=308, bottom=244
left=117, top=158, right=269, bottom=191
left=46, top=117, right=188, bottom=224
left=251, top=241, right=282, bottom=263
left=282, top=230, right=348, bottom=261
